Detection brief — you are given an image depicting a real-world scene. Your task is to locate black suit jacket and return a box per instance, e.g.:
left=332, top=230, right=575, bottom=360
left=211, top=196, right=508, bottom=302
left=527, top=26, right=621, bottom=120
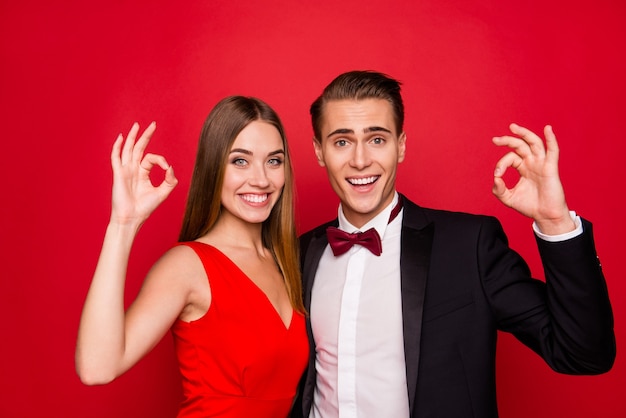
left=293, top=195, right=615, bottom=418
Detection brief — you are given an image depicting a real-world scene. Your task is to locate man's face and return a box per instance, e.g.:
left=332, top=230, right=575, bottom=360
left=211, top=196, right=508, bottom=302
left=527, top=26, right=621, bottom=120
left=314, top=98, right=406, bottom=228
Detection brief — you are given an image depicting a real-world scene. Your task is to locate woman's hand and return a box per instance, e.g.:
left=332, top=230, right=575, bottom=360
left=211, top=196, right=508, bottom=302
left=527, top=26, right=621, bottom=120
left=110, top=122, right=178, bottom=227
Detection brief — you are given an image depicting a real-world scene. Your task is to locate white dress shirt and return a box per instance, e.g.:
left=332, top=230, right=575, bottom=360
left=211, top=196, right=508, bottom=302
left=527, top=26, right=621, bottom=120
left=310, top=193, right=409, bottom=418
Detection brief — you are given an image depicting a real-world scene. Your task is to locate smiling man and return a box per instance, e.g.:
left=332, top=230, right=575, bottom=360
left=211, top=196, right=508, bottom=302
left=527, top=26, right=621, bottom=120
left=313, top=97, right=405, bottom=229
left=293, top=71, right=615, bottom=418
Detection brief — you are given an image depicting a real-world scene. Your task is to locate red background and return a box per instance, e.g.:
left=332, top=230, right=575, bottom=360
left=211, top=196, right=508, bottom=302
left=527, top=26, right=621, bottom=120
left=1, top=1, right=624, bottom=417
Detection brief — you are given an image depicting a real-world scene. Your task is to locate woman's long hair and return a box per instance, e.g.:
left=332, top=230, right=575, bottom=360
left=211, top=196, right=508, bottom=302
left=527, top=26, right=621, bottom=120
left=179, top=96, right=304, bottom=313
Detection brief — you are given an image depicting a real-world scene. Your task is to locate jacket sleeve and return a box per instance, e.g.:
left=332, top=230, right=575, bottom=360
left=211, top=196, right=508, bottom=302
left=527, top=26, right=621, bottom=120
left=478, top=216, right=615, bottom=374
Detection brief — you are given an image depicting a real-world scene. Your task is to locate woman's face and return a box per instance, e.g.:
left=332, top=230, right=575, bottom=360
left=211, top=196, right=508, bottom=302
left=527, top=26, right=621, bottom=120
left=220, top=120, right=286, bottom=225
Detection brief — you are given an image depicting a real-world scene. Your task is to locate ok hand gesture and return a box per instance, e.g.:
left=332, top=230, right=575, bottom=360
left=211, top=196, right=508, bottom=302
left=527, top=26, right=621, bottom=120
left=110, top=122, right=178, bottom=227
left=492, top=123, right=576, bottom=235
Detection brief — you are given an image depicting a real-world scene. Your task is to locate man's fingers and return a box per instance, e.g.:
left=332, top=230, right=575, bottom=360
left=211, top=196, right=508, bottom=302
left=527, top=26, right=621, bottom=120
left=508, top=123, right=546, bottom=156
left=492, top=134, right=535, bottom=160
left=543, top=125, right=560, bottom=160
left=493, top=151, right=522, bottom=177
left=492, top=177, right=511, bottom=203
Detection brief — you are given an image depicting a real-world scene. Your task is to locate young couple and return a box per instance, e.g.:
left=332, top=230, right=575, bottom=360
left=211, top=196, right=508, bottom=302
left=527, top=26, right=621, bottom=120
left=76, top=71, right=615, bottom=418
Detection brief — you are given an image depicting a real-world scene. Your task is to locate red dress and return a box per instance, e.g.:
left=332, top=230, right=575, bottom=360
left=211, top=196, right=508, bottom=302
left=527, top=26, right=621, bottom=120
left=171, top=242, right=309, bottom=418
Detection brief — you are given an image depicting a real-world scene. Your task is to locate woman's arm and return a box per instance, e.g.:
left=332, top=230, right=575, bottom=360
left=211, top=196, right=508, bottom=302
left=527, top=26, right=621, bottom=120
left=75, top=122, right=180, bottom=384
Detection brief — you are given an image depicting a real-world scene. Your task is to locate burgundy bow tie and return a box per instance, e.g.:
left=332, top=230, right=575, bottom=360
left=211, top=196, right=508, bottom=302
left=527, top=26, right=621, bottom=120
left=326, top=196, right=403, bottom=257
left=326, top=227, right=382, bottom=256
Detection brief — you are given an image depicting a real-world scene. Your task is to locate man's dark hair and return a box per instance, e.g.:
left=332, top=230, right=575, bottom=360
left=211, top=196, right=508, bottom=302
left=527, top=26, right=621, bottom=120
left=310, top=70, right=404, bottom=140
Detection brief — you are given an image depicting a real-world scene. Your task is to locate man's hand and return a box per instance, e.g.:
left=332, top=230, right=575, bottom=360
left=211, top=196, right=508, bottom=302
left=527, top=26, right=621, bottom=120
left=492, top=123, right=575, bottom=235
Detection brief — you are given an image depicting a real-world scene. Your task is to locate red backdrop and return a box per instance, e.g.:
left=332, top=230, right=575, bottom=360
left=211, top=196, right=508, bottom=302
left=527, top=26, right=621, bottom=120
left=1, top=1, right=624, bottom=417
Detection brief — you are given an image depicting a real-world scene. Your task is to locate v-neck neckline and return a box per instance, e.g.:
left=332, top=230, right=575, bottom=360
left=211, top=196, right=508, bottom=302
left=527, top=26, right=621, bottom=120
left=197, top=242, right=294, bottom=330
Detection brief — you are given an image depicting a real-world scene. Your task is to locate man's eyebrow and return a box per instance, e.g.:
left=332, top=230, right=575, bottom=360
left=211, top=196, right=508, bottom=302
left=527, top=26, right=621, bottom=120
left=326, top=128, right=354, bottom=139
left=326, top=126, right=392, bottom=139
left=365, top=126, right=392, bottom=134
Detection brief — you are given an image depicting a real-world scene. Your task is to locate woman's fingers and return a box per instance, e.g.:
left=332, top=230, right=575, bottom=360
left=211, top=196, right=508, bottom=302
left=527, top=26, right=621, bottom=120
left=112, top=122, right=159, bottom=171
left=132, top=122, right=157, bottom=164
left=111, top=133, right=124, bottom=169
left=120, top=123, right=140, bottom=166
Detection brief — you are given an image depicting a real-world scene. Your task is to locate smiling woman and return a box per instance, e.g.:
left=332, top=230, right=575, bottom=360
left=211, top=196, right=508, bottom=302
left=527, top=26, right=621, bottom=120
left=75, top=96, right=308, bottom=418
left=220, top=121, right=286, bottom=226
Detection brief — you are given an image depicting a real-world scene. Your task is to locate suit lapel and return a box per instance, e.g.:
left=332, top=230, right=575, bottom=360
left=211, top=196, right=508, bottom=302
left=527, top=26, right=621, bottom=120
left=400, top=197, right=434, bottom=416
left=300, top=221, right=335, bottom=413
left=302, top=222, right=334, bottom=309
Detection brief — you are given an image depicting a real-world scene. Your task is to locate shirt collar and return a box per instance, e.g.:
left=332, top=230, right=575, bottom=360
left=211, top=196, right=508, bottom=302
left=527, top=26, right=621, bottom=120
left=337, top=192, right=399, bottom=238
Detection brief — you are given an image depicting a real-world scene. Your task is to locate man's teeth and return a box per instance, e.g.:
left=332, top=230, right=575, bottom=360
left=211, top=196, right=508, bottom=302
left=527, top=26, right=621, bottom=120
left=241, top=194, right=268, bottom=203
left=348, top=176, right=378, bottom=185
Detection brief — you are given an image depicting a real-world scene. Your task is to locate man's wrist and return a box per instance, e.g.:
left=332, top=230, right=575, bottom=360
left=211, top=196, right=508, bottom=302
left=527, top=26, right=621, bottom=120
left=533, top=211, right=582, bottom=242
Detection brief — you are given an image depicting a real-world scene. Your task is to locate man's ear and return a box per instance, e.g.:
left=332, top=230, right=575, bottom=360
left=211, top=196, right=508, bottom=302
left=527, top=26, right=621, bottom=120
left=397, top=132, right=407, bottom=163
left=313, top=137, right=326, bottom=167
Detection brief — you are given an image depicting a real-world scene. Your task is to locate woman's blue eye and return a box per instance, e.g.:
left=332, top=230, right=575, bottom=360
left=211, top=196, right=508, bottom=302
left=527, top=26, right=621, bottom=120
left=268, top=158, right=283, bottom=166
left=232, top=158, right=247, bottom=166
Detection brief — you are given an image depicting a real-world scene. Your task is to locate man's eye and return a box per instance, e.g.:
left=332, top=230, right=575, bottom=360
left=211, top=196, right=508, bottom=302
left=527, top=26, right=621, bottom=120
left=335, top=139, right=348, bottom=147
left=372, top=137, right=385, bottom=145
